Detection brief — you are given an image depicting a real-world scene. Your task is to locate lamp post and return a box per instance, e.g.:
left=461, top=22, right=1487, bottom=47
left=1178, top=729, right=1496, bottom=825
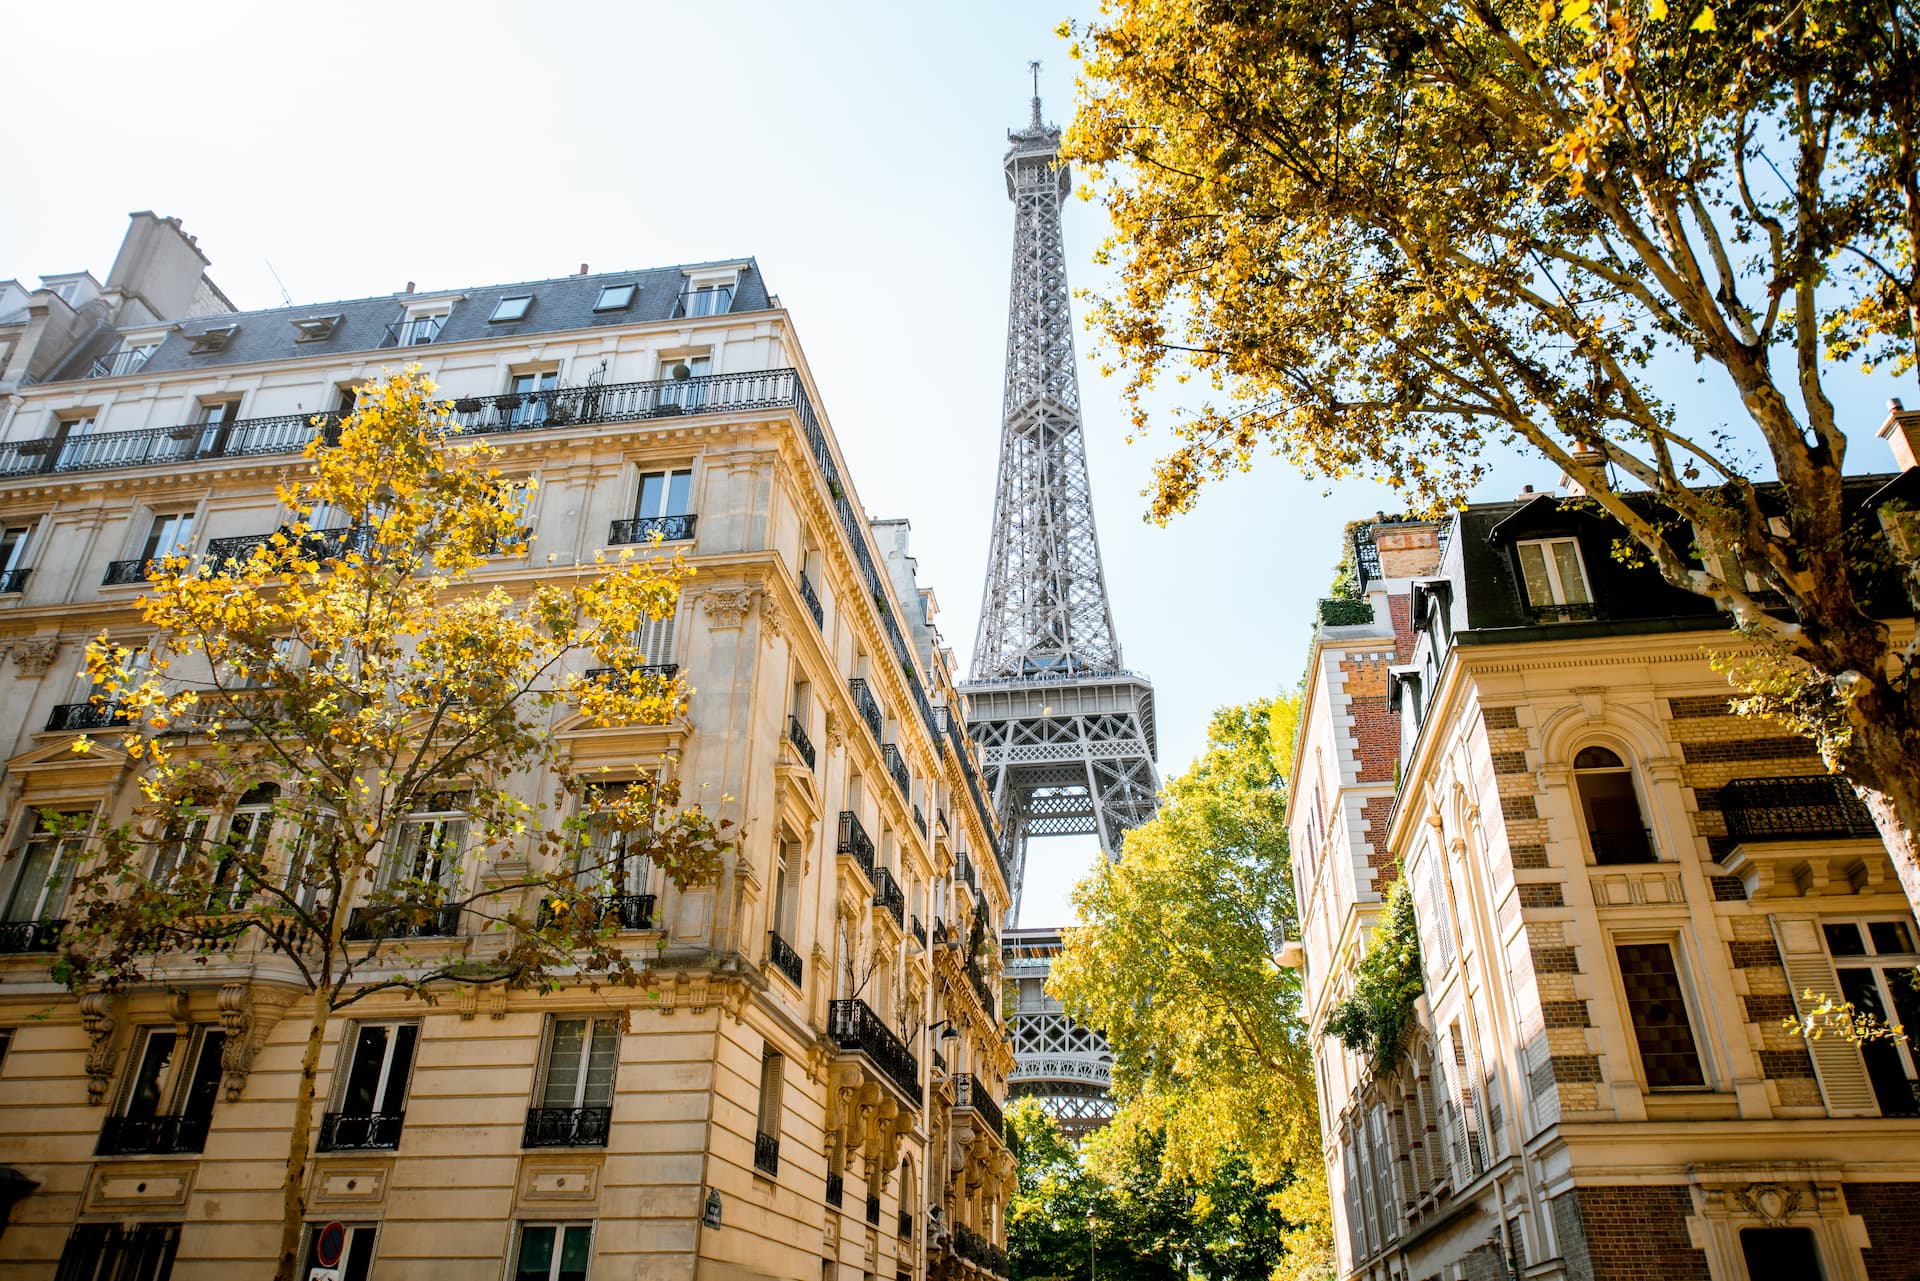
left=1086, top=1211, right=1097, bottom=1281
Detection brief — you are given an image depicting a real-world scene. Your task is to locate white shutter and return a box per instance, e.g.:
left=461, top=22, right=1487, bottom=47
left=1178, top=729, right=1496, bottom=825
left=633, top=602, right=677, bottom=667
left=1771, top=914, right=1878, bottom=1116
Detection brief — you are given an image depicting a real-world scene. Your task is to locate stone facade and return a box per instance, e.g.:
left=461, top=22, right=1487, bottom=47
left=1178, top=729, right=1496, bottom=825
left=1292, top=499, right=1920, bottom=1281
left=0, top=218, right=1014, bottom=1281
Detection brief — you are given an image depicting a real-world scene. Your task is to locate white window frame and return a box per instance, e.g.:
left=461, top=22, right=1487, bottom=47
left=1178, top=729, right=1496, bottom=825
left=510, top=1222, right=595, bottom=1281
left=633, top=468, right=694, bottom=521
left=114, top=1022, right=225, bottom=1121
left=1515, top=536, right=1592, bottom=610
left=383, top=795, right=469, bottom=890
left=534, top=1015, right=621, bottom=1111
left=593, top=283, right=636, bottom=312
left=1821, top=916, right=1920, bottom=1082
left=332, top=1020, right=420, bottom=1116
left=490, top=295, right=533, bottom=323
left=1, top=808, right=95, bottom=922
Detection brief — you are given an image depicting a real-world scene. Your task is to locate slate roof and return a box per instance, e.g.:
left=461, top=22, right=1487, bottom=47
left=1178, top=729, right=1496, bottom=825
left=44, top=258, right=772, bottom=384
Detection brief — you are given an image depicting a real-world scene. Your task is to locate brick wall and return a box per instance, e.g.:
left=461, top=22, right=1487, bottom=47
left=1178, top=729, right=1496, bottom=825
left=1849, top=1182, right=1920, bottom=1281
left=1558, top=1185, right=1711, bottom=1281
left=1726, top=916, right=1820, bottom=1102
left=1340, top=649, right=1400, bottom=784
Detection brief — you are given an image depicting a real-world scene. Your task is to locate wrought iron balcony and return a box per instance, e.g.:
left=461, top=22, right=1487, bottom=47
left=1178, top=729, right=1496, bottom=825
left=910, top=915, right=927, bottom=947
left=848, top=677, right=883, bottom=743
left=342, top=904, right=461, bottom=940
left=1589, top=828, right=1657, bottom=865
left=828, top=999, right=921, bottom=1104
left=871, top=867, right=905, bottom=926
left=899, top=1212, right=913, bottom=1240
left=798, top=573, right=823, bottom=627
left=952, top=1223, right=1008, bottom=1278
left=866, top=1195, right=881, bottom=1226
left=788, top=715, right=816, bottom=770
left=1721, top=776, right=1880, bottom=843
left=583, top=662, right=679, bottom=688
left=608, top=513, right=697, bottom=545
left=96, top=1111, right=212, bottom=1156
left=754, top=1131, right=780, bottom=1176
left=0, top=918, right=65, bottom=953
left=1528, top=602, right=1598, bottom=623
left=768, top=930, right=803, bottom=986
left=522, top=1105, right=612, bottom=1148
left=46, top=700, right=127, bottom=733
left=317, top=1110, right=405, bottom=1151
left=0, top=567, right=29, bottom=594
left=882, top=744, right=910, bottom=797
left=955, top=855, right=977, bottom=895
left=952, top=1073, right=1005, bottom=1138
left=837, top=811, right=876, bottom=881
left=826, top=1173, right=844, bottom=1207
left=968, top=964, right=997, bottom=1020
left=538, top=892, right=655, bottom=932
left=102, top=557, right=161, bottom=586
left=913, top=804, right=927, bottom=838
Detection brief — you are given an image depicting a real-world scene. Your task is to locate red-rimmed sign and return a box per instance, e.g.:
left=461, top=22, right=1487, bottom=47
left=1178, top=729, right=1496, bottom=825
left=315, top=1222, right=347, bottom=1268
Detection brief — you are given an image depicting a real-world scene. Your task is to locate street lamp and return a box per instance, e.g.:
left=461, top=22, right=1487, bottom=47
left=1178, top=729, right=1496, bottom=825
left=1086, top=1212, right=1097, bottom=1281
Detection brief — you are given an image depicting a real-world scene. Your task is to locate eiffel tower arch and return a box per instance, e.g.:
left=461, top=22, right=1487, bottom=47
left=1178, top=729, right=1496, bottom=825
left=966, top=83, right=1159, bottom=1136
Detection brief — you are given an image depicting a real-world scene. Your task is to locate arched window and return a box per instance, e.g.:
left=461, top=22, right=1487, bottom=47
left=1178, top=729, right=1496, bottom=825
left=1573, top=747, right=1655, bottom=863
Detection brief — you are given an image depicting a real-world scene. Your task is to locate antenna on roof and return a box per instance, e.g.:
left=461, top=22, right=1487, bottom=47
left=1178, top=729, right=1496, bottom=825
left=1028, top=59, right=1044, bottom=127
left=264, top=258, right=294, bottom=307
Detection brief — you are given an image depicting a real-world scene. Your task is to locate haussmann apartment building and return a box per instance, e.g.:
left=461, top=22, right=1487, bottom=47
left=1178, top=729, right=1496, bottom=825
left=0, top=213, right=1016, bottom=1281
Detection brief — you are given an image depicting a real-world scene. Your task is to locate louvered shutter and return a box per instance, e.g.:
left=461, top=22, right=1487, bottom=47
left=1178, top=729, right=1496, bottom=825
left=633, top=602, right=677, bottom=667
left=1772, top=914, right=1878, bottom=1116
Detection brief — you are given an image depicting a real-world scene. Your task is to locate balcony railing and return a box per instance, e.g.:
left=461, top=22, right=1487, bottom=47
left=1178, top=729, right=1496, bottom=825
left=674, top=286, right=735, bottom=318
left=848, top=678, right=883, bottom=743
left=539, top=892, right=656, bottom=932
left=882, top=744, right=910, bottom=797
left=7, top=370, right=814, bottom=479
left=0, top=568, right=30, bottom=594
left=788, top=715, right=816, bottom=770
left=798, top=573, right=823, bottom=627
left=952, top=1073, right=1005, bottom=1138
left=1528, top=602, right=1598, bottom=623
left=1721, top=776, right=1880, bottom=843
left=968, top=964, right=997, bottom=1021
left=96, top=1112, right=212, bottom=1156
left=583, top=662, right=679, bottom=689
left=837, top=812, right=876, bottom=881
left=102, top=557, right=161, bottom=586
left=1588, top=828, right=1657, bottom=865
left=910, top=915, right=927, bottom=947
left=829, top=999, right=921, bottom=1104
left=88, top=347, right=157, bottom=379
left=383, top=315, right=445, bottom=347
left=522, top=1105, right=612, bottom=1148
left=46, top=701, right=127, bottom=733
left=608, top=513, right=697, bottom=545
left=952, top=1223, right=1008, bottom=1278
left=866, top=1195, right=881, bottom=1225
left=913, top=804, right=927, bottom=838
left=342, top=904, right=461, bottom=940
left=0, top=918, right=66, bottom=953
left=768, top=930, right=803, bottom=986
left=317, top=1110, right=405, bottom=1151
left=826, top=1173, right=844, bottom=1207
left=956, top=855, right=977, bottom=895
left=871, top=866, right=905, bottom=926
left=899, top=1212, right=913, bottom=1240
left=754, top=1131, right=781, bottom=1176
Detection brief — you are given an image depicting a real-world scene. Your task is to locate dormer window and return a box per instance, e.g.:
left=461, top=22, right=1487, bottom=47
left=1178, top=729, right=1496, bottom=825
left=675, top=283, right=733, bottom=318
left=186, top=325, right=238, bottom=355
left=490, top=296, right=532, bottom=323
left=391, top=311, right=447, bottom=347
left=292, top=315, right=342, bottom=343
left=92, top=340, right=160, bottom=379
left=593, top=283, right=636, bottom=313
left=1516, top=537, right=1592, bottom=622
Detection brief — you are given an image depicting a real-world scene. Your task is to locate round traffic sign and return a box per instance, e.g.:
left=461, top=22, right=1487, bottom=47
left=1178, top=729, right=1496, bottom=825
left=316, top=1222, right=347, bottom=1268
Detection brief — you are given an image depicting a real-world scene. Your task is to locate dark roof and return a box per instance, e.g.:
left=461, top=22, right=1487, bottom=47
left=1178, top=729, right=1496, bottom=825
left=45, top=258, right=772, bottom=383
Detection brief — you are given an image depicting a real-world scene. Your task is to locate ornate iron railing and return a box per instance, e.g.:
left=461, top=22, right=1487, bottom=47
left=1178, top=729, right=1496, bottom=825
left=883, top=744, right=910, bottom=797
left=46, top=701, right=127, bottom=733
left=754, top=1131, right=781, bottom=1176
left=837, top=812, right=875, bottom=881
left=798, top=572, right=823, bottom=627
left=0, top=919, right=65, bottom=953
left=0, top=568, right=30, bottom=594
left=952, top=1073, right=1004, bottom=1138
left=317, top=1110, right=405, bottom=1151
left=96, top=1112, right=212, bottom=1156
left=1529, top=602, right=1598, bottom=623
left=101, top=557, right=160, bottom=586
left=1589, top=828, right=1657, bottom=864
left=0, top=411, right=335, bottom=477
left=848, top=677, right=883, bottom=743
left=870, top=866, right=904, bottom=926
left=956, top=855, right=977, bottom=895
left=768, top=930, right=803, bottom=986
left=538, top=893, right=655, bottom=932
left=826, top=1173, right=844, bottom=1207
left=1721, top=776, right=1880, bottom=842
left=910, top=915, right=927, bottom=947
left=608, top=513, right=697, bottom=545
left=952, top=1224, right=1008, bottom=1277
left=829, top=999, right=921, bottom=1104
left=788, top=715, right=816, bottom=770
left=913, top=804, right=927, bottom=838
left=944, top=713, right=1005, bottom=883
left=342, top=904, right=461, bottom=940
left=583, top=662, right=679, bottom=688
left=968, top=964, right=997, bottom=1021
left=522, top=1105, right=612, bottom=1148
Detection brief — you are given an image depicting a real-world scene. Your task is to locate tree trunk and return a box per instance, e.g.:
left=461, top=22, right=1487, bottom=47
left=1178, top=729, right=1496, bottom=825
left=1847, top=714, right=1920, bottom=925
left=275, top=988, right=330, bottom=1281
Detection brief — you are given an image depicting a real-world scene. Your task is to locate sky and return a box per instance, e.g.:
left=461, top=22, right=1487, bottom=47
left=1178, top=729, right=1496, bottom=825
left=6, top=1, right=1913, bottom=927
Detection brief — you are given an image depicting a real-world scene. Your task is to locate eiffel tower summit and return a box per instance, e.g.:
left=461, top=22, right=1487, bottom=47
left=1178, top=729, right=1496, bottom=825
left=966, top=72, right=1161, bottom=1134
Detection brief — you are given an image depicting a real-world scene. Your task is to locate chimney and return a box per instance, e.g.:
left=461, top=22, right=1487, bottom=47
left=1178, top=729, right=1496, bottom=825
left=405, top=281, right=416, bottom=295
left=1880, top=398, right=1920, bottom=472
left=579, top=263, right=589, bottom=276
left=1517, top=483, right=1537, bottom=502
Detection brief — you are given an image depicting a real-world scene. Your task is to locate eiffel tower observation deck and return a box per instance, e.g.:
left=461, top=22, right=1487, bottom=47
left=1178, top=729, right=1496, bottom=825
left=966, top=79, right=1160, bottom=1135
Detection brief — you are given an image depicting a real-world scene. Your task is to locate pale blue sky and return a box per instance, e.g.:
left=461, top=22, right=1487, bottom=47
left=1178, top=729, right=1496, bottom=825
left=8, top=1, right=1911, bottom=926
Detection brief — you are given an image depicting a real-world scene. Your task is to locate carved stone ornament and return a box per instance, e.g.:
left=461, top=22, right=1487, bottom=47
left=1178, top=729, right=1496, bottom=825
left=1734, top=1183, right=1802, bottom=1225
left=80, top=992, right=122, bottom=1105
left=9, top=637, right=61, bottom=678
left=704, top=589, right=755, bottom=629
left=217, top=983, right=292, bottom=1101
left=761, top=597, right=786, bottom=640
left=825, top=710, right=845, bottom=750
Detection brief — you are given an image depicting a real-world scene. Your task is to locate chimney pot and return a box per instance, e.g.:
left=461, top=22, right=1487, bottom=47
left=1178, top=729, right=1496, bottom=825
left=405, top=281, right=415, bottom=294
left=580, top=263, right=589, bottom=276
left=1879, top=401, right=1920, bottom=472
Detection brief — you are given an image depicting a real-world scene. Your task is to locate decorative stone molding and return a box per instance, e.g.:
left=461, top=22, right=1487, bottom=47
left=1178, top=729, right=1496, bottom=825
left=825, top=710, right=845, bottom=750
left=704, top=589, right=755, bottom=629
left=1733, top=1183, right=1802, bottom=1225
left=217, top=984, right=293, bottom=1101
left=80, top=992, right=122, bottom=1105
left=8, top=637, right=61, bottom=678
left=761, top=597, right=785, bottom=640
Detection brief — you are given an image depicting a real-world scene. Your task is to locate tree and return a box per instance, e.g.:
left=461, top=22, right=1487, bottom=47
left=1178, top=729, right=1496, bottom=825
left=1048, top=699, right=1332, bottom=1278
left=1063, top=0, right=1920, bottom=918
left=54, top=370, right=732, bottom=1281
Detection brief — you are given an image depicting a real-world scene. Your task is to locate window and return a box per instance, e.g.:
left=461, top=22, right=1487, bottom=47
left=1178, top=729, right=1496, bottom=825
left=284, top=811, right=337, bottom=912
left=97, top=340, right=159, bottom=378
left=525, top=1016, right=619, bottom=1147
left=657, top=354, right=712, bottom=411
left=392, top=310, right=447, bottom=347
left=321, top=1022, right=418, bottom=1150
left=53, top=413, right=100, bottom=470
left=580, top=784, right=656, bottom=901
left=513, top=1223, right=593, bottom=1281
left=677, top=283, right=734, bottom=317
left=207, top=784, right=278, bottom=911
left=186, top=324, right=238, bottom=354
left=384, top=794, right=469, bottom=889
left=1738, top=1227, right=1824, bottom=1281
left=54, top=1223, right=181, bottom=1281
left=1822, top=917, right=1920, bottom=1116
left=140, top=512, right=197, bottom=563
left=302, top=1223, right=377, bottom=1281
left=594, top=283, right=636, bottom=312
left=191, top=399, right=241, bottom=456
left=148, top=813, right=211, bottom=890
left=491, top=295, right=533, bottom=323
left=772, top=841, right=799, bottom=945
left=1516, top=537, right=1593, bottom=622
left=2, top=809, right=91, bottom=926
left=0, top=524, right=32, bottom=592
left=636, top=469, right=693, bottom=520
left=1573, top=746, right=1655, bottom=864
left=99, top=1024, right=225, bottom=1154
left=508, top=370, right=558, bottom=427
left=755, top=1048, right=784, bottom=1175
left=292, top=314, right=342, bottom=343
left=1615, top=942, right=1706, bottom=1088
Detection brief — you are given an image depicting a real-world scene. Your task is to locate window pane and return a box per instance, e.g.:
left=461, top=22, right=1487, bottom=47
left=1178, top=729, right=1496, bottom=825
left=516, top=1226, right=557, bottom=1281
left=638, top=472, right=666, bottom=519
left=125, top=1031, right=179, bottom=1120
left=666, top=470, right=692, bottom=517
left=1868, top=921, right=1916, bottom=955
left=558, top=1225, right=593, bottom=1281
left=1838, top=968, right=1915, bottom=1115
left=378, top=1024, right=418, bottom=1113
left=1616, top=944, right=1705, bottom=1088
left=583, top=1020, right=619, bottom=1108
left=1824, top=923, right=1867, bottom=956
left=1550, top=540, right=1590, bottom=604
left=1516, top=542, right=1555, bottom=606
left=542, top=1019, right=586, bottom=1108
left=1576, top=771, right=1653, bottom=864
left=341, top=1026, right=391, bottom=1114
left=183, top=1031, right=227, bottom=1120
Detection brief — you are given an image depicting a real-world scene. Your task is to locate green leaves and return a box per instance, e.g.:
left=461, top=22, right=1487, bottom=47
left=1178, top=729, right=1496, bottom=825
left=1322, top=873, right=1424, bottom=1072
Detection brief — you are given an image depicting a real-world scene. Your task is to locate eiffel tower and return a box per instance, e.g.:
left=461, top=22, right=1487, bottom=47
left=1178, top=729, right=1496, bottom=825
left=966, top=75, right=1160, bottom=1135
